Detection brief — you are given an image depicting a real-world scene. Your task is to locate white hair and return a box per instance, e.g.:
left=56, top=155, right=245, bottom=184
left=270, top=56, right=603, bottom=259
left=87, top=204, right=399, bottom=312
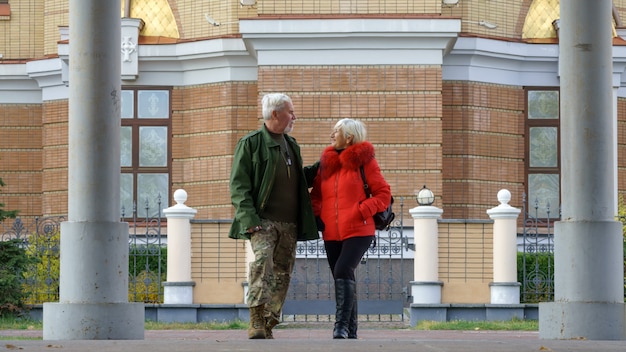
left=334, top=118, right=367, bottom=143
left=261, top=93, right=292, bottom=121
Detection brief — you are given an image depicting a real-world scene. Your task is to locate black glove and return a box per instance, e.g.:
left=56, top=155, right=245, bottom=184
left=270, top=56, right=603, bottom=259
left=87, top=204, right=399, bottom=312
left=315, top=216, right=325, bottom=232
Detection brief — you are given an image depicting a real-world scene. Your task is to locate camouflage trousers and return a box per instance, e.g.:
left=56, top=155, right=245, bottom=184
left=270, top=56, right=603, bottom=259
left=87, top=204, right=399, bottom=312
left=247, top=219, right=297, bottom=323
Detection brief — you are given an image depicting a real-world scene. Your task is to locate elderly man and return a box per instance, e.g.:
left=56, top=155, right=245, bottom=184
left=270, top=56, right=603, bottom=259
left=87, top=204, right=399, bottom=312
left=229, top=93, right=319, bottom=339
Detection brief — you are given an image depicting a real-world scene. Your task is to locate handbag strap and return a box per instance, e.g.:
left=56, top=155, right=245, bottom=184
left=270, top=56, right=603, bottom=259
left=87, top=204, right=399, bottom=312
left=359, top=166, right=372, bottom=198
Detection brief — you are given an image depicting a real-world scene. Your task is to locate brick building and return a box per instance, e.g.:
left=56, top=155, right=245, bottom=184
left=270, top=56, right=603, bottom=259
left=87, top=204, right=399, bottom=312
left=2, top=0, right=626, bottom=224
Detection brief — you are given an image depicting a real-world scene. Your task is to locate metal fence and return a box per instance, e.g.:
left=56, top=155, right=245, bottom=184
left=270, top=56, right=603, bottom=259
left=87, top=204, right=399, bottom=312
left=1, top=197, right=166, bottom=305
left=0, top=216, right=63, bottom=304
left=2, top=193, right=569, bottom=308
left=520, top=193, right=556, bottom=303
left=125, top=197, right=166, bottom=304
left=283, top=197, right=411, bottom=322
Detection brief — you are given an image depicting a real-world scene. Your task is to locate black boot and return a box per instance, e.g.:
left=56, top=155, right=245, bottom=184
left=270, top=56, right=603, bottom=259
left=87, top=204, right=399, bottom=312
left=348, top=297, right=358, bottom=339
left=333, top=279, right=355, bottom=339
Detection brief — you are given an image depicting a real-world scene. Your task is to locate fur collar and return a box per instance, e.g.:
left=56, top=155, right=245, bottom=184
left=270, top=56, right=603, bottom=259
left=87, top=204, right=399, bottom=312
left=319, top=141, right=375, bottom=179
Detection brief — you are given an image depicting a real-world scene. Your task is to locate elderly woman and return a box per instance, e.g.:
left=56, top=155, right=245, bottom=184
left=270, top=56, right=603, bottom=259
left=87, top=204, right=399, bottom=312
left=310, top=118, right=392, bottom=339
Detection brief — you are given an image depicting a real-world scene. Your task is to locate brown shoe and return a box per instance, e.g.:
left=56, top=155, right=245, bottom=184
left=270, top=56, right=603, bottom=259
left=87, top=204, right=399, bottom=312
left=265, top=317, right=279, bottom=339
left=248, top=305, right=266, bottom=339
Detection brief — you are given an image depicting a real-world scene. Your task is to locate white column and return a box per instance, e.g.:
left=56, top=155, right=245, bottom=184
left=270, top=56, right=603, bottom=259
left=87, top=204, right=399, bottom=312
left=43, top=0, right=144, bottom=340
left=540, top=0, right=625, bottom=340
left=409, top=204, right=443, bottom=304
left=162, top=189, right=197, bottom=304
left=486, top=189, right=521, bottom=304
left=242, top=241, right=256, bottom=304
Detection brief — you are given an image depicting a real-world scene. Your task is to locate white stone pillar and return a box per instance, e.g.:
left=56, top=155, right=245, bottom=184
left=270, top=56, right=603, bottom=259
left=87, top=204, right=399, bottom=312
left=43, top=0, right=144, bottom=340
left=162, top=189, right=197, bottom=304
left=409, top=204, right=443, bottom=304
left=243, top=241, right=254, bottom=305
left=540, top=0, right=626, bottom=340
left=486, top=189, right=521, bottom=304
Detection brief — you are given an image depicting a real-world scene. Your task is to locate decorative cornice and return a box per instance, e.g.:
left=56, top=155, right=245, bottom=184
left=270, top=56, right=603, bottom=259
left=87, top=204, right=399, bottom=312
left=443, top=37, right=560, bottom=86
left=444, top=36, right=626, bottom=91
left=0, top=63, right=44, bottom=104
left=240, top=18, right=461, bottom=66
left=7, top=21, right=626, bottom=103
left=30, top=38, right=258, bottom=101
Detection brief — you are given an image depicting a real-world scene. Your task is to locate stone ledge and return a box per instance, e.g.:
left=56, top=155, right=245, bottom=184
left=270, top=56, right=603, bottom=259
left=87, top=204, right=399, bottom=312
left=409, top=303, right=538, bottom=326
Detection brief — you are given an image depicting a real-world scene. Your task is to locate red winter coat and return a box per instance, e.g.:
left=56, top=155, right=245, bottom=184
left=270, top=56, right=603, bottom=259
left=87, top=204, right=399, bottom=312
left=310, top=141, right=392, bottom=241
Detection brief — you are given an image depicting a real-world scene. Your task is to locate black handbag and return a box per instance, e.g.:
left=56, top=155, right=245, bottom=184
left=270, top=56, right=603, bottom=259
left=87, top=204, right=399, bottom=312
left=359, top=166, right=395, bottom=231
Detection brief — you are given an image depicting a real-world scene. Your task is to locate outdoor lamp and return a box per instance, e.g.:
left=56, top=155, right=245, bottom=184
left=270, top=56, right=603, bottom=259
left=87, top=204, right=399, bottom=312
left=416, top=185, right=435, bottom=206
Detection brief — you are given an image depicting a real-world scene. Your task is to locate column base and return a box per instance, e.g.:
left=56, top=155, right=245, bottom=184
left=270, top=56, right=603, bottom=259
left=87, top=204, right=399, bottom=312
left=410, top=281, right=443, bottom=304
left=163, top=281, right=195, bottom=304
left=489, top=282, right=520, bottom=304
left=539, top=302, right=626, bottom=340
left=43, top=302, right=145, bottom=340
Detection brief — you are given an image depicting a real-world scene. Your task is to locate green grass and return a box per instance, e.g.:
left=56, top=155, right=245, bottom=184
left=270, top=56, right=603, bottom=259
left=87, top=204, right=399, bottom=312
left=0, top=316, right=41, bottom=330
left=0, top=316, right=42, bottom=340
left=0, top=316, right=537, bottom=331
left=414, top=318, right=538, bottom=331
left=0, top=316, right=248, bottom=331
left=144, top=320, right=248, bottom=330
left=0, top=336, right=39, bottom=341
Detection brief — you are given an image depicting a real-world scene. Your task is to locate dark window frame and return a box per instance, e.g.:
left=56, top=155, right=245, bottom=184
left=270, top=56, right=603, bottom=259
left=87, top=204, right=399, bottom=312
left=524, top=86, right=561, bottom=220
left=121, top=86, right=172, bottom=220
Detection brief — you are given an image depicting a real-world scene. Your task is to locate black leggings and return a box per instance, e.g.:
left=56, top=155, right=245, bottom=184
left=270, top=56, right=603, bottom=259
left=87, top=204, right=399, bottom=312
left=324, top=236, right=374, bottom=280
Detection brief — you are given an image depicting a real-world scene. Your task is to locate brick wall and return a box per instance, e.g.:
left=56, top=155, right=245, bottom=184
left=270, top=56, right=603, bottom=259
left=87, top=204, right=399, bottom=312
left=42, top=0, right=67, bottom=56
left=442, top=82, right=525, bottom=219
left=439, top=221, right=492, bottom=303
left=0, top=0, right=44, bottom=59
left=257, top=0, right=441, bottom=14
left=258, top=65, right=444, bottom=222
left=189, top=219, right=497, bottom=305
left=171, top=82, right=258, bottom=219
left=191, top=221, right=247, bottom=304
left=41, top=100, right=68, bottom=217
left=0, top=104, right=43, bottom=220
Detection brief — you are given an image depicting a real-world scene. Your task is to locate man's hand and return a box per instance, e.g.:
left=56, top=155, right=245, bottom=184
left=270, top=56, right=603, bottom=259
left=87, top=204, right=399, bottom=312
left=247, top=225, right=262, bottom=233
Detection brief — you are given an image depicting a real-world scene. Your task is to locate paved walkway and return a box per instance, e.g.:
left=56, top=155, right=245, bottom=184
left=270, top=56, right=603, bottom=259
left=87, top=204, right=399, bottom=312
left=1, top=328, right=625, bottom=351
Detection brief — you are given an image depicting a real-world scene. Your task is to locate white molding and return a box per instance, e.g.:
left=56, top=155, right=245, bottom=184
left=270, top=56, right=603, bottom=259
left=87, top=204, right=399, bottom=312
left=444, top=37, right=626, bottom=91
left=26, top=58, right=67, bottom=102
left=56, top=37, right=258, bottom=91
left=613, top=45, right=626, bottom=97
left=0, top=63, right=43, bottom=104
left=7, top=25, right=626, bottom=102
left=130, top=38, right=258, bottom=85
left=240, top=18, right=461, bottom=66
left=443, top=37, right=561, bottom=86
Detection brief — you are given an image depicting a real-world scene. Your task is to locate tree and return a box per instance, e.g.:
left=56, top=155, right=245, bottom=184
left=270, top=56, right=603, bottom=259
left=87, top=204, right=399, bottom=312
left=0, top=178, right=28, bottom=316
left=0, top=239, right=36, bottom=316
left=0, top=177, right=18, bottom=222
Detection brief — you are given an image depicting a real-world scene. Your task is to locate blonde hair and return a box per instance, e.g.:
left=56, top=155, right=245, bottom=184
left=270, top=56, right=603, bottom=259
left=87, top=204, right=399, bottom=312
left=334, top=118, right=366, bottom=143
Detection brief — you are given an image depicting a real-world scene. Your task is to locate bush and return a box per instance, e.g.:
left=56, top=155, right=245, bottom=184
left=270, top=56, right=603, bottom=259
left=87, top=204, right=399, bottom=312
left=0, top=239, right=37, bottom=317
left=128, top=245, right=167, bottom=275
left=128, top=245, right=167, bottom=303
left=517, top=252, right=554, bottom=303
left=0, top=178, right=19, bottom=222
left=128, top=270, right=164, bottom=303
left=22, top=230, right=60, bottom=304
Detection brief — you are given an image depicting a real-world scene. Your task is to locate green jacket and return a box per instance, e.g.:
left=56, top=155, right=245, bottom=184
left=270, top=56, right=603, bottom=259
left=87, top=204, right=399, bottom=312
left=229, top=124, right=319, bottom=241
